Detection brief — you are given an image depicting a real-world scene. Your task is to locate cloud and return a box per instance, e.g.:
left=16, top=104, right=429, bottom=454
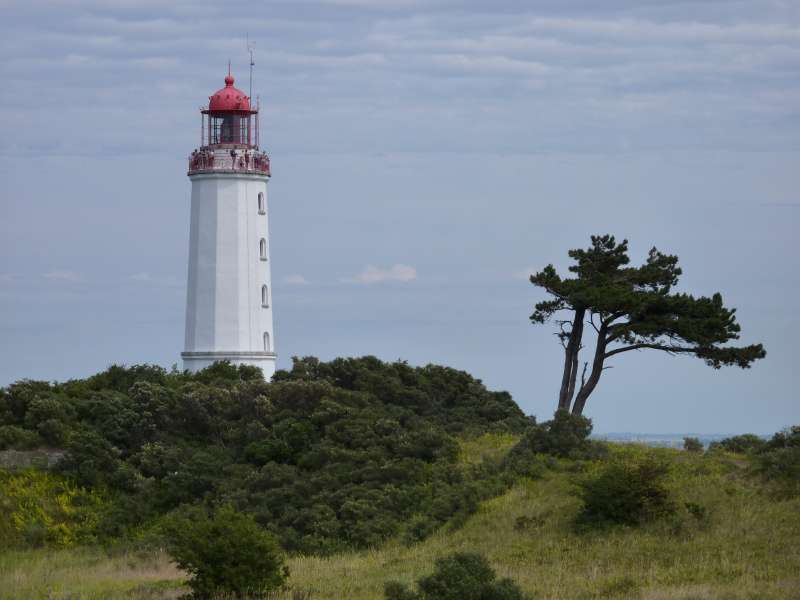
left=284, top=274, right=310, bottom=285
left=128, top=272, right=152, bottom=281
left=42, top=270, right=83, bottom=282
left=0, top=274, right=14, bottom=283
left=345, top=264, right=417, bottom=284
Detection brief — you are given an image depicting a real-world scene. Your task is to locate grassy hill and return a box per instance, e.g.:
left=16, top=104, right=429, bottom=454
left=2, top=435, right=799, bottom=599
left=1, top=360, right=798, bottom=599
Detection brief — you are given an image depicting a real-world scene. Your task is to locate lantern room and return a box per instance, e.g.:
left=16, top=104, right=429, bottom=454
left=200, top=72, right=259, bottom=147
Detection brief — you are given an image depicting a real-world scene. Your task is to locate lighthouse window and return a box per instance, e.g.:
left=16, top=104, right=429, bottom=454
left=259, top=238, right=267, bottom=260
left=258, top=192, right=265, bottom=214
left=261, top=285, right=269, bottom=307
left=263, top=332, right=271, bottom=352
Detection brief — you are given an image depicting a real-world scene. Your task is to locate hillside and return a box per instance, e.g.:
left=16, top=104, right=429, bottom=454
left=2, top=436, right=799, bottom=599
left=1, top=360, right=798, bottom=599
left=0, top=357, right=528, bottom=553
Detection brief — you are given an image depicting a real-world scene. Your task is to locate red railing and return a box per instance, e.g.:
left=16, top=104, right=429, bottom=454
left=188, top=149, right=270, bottom=176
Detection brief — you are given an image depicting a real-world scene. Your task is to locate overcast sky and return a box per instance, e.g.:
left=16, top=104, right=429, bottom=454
left=1, top=0, right=798, bottom=434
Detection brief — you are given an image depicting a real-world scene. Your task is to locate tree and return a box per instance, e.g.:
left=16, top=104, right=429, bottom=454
left=530, top=235, right=765, bottom=415
left=161, top=504, right=287, bottom=598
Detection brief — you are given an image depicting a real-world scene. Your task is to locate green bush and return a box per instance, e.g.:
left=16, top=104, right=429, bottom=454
left=384, top=552, right=528, bottom=600
left=708, top=434, right=766, bottom=454
left=576, top=455, right=675, bottom=528
left=683, top=437, right=703, bottom=453
left=0, top=425, right=41, bottom=450
left=504, top=410, right=603, bottom=475
left=753, top=426, right=800, bottom=497
left=161, top=504, right=287, bottom=598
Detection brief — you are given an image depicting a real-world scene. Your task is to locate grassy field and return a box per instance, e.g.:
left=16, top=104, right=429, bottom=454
left=2, top=442, right=799, bottom=600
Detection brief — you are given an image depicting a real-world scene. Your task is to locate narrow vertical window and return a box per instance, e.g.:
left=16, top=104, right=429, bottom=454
left=258, top=192, right=265, bottom=214
left=263, top=332, right=271, bottom=352
left=259, top=238, right=267, bottom=260
left=261, top=285, right=269, bottom=307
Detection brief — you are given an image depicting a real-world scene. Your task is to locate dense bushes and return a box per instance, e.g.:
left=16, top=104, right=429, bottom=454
left=0, top=357, right=529, bottom=552
left=708, top=434, right=766, bottom=454
left=0, top=469, right=106, bottom=547
left=753, top=426, right=800, bottom=497
left=161, top=504, right=287, bottom=598
left=384, top=552, right=528, bottom=600
left=576, top=455, right=675, bottom=528
left=503, top=410, right=602, bottom=476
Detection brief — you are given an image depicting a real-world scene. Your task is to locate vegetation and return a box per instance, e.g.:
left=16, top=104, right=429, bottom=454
left=161, top=504, right=287, bottom=598
left=1, top=358, right=797, bottom=599
left=575, top=454, right=675, bottom=528
left=529, top=234, right=765, bottom=414
left=384, top=552, right=527, bottom=600
left=2, top=442, right=799, bottom=599
left=683, top=437, right=703, bottom=453
left=0, top=357, right=528, bottom=553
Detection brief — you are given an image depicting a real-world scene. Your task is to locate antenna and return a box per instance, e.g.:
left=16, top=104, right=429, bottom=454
left=246, top=34, right=256, bottom=101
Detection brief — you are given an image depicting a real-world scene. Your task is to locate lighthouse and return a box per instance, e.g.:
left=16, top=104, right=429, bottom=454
left=181, top=70, right=276, bottom=379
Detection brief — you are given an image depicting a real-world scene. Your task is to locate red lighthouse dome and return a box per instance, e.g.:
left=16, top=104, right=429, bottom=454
left=208, top=74, right=251, bottom=112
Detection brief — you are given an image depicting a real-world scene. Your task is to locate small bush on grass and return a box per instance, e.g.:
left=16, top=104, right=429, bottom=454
left=683, top=437, right=703, bottom=453
left=384, top=552, right=528, bottom=600
left=504, top=410, right=604, bottom=475
left=161, top=504, right=287, bottom=599
left=575, top=455, right=675, bottom=528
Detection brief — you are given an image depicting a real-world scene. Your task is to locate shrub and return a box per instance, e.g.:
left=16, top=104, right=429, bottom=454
left=384, top=552, right=528, bottom=600
left=576, top=455, right=675, bottom=528
left=504, top=410, right=603, bottom=475
left=683, top=437, right=703, bottom=453
left=0, top=425, right=41, bottom=450
left=0, top=469, right=105, bottom=547
left=753, top=426, right=800, bottom=497
left=708, top=434, right=766, bottom=454
left=161, top=504, right=287, bottom=598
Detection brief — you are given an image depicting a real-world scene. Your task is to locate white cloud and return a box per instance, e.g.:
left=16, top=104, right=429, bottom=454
left=42, top=270, right=83, bottom=282
left=346, top=264, right=417, bottom=284
left=284, top=274, right=309, bottom=285
left=128, top=272, right=152, bottom=282
left=0, top=274, right=13, bottom=283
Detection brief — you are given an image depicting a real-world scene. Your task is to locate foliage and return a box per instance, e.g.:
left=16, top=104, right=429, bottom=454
left=683, top=437, right=703, bottom=453
left=384, top=552, right=528, bottom=600
left=0, top=469, right=105, bottom=547
left=708, top=433, right=766, bottom=454
left=161, top=504, right=287, bottom=598
left=753, top=425, right=800, bottom=497
left=504, top=410, right=603, bottom=475
left=3, top=444, right=800, bottom=600
left=529, top=234, right=765, bottom=414
left=576, top=455, right=676, bottom=528
left=0, top=357, right=529, bottom=552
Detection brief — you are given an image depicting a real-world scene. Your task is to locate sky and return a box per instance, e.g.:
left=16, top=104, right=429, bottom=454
left=1, top=0, right=798, bottom=434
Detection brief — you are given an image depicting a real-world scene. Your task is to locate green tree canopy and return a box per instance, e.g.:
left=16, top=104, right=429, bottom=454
left=530, top=235, right=765, bottom=415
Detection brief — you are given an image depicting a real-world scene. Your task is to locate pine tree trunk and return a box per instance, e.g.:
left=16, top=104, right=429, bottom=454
left=558, top=308, right=585, bottom=411
left=571, top=321, right=607, bottom=415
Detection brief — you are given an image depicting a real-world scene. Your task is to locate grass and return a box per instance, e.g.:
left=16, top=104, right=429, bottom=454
left=1, top=445, right=798, bottom=600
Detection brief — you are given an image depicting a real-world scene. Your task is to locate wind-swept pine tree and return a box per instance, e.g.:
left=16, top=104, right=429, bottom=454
left=530, top=235, right=765, bottom=415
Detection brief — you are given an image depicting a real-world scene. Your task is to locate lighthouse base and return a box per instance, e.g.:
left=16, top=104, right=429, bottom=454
left=181, top=351, right=277, bottom=381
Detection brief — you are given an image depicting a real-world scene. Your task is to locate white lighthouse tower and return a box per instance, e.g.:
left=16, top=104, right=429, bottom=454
left=181, top=70, right=276, bottom=379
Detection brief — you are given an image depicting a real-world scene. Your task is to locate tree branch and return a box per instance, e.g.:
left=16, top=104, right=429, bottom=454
left=604, top=343, right=698, bottom=359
